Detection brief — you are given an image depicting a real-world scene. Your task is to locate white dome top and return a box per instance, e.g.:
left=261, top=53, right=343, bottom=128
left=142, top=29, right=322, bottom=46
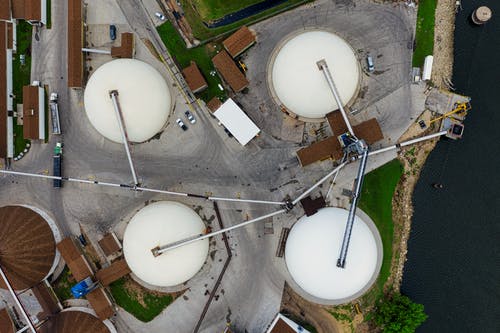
left=84, top=59, right=171, bottom=143
left=270, top=30, right=360, bottom=119
left=123, top=201, right=208, bottom=287
left=285, top=207, right=381, bottom=302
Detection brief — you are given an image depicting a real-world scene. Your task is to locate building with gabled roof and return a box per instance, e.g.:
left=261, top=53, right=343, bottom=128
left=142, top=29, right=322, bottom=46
left=223, top=26, right=256, bottom=58
left=182, top=61, right=208, bottom=93
left=11, top=0, right=47, bottom=25
left=212, top=50, right=249, bottom=93
left=22, top=84, right=45, bottom=140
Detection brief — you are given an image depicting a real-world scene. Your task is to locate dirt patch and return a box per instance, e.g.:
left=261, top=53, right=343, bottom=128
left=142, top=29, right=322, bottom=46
left=122, top=276, right=184, bottom=307
left=431, top=0, right=456, bottom=89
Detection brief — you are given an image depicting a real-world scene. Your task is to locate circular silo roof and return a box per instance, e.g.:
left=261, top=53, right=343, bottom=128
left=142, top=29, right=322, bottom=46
left=84, top=59, right=171, bottom=143
left=269, top=30, right=360, bottom=120
left=39, top=310, right=110, bottom=333
left=123, top=201, right=209, bottom=287
left=0, top=206, right=56, bottom=290
left=285, top=207, right=382, bottom=304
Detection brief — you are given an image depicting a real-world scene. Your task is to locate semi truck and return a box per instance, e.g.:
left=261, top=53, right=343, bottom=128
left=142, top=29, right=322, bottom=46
left=50, top=93, right=61, bottom=135
left=53, top=143, right=62, bottom=188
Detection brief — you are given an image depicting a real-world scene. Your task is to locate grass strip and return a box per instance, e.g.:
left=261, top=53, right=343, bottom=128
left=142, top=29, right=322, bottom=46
left=412, top=0, right=437, bottom=67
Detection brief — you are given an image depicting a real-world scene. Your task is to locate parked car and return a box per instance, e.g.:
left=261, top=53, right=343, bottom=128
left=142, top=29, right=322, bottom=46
left=110, top=24, right=117, bottom=40
left=50, top=92, right=58, bottom=102
left=184, top=111, right=196, bottom=124
left=155, top=12, right=166, bottom=20
left=366, top=55, right=374, bottom=72
left=418, top=119, right=427, bottom=129
left=223, top=127, right=233, bottom=138
left=176, top=118, right=188, bottom=131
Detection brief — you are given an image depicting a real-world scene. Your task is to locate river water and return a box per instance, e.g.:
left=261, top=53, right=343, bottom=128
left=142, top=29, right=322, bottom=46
left=401, top=1, right=500, bottom=332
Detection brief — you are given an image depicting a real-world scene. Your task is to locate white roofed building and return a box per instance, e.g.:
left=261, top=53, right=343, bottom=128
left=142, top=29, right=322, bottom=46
left=214, top=98, right=260, bottom=146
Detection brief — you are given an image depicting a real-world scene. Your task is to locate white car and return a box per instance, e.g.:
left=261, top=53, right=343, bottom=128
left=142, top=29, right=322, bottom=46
left=155, top=12, right=166, bottom=20
left=50, top=92, right=58, bottom=102
left=176, top=118, right=187, bottom=131
left=184, top=111, right=196, bottom=124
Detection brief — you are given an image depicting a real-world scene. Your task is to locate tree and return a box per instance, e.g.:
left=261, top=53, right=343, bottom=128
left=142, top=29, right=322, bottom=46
left=374, top=293, right=428, bottom=333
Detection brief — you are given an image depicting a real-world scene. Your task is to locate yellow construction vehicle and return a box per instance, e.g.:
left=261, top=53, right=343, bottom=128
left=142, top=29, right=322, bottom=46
left=429, top=101, right=471, bottom=125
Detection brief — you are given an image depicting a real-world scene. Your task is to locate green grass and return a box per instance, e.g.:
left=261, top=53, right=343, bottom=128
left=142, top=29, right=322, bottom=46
left=109, top=277, right=175, bottom=322
left=412, top=0, right=437, bottom=67
left=46, top=0, right=52, bottom=29
left=180, top=0, right=311, bottom=41
left=157, top=21, right=226, bottom=102
left=191, top=0, right=264, bottom=21
left=12, top=21, right=33, bottom=155
left=52, top=267, right=74, bottom=302
left=359, top=159, right=404, bottom=295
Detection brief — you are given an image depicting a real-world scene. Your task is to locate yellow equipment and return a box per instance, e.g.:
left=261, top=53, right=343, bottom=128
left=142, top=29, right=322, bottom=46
left=429, top=101, right=471, bottom=125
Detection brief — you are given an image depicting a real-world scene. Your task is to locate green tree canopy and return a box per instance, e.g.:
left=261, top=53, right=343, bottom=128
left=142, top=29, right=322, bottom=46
left=374, top=293, right=428, bottom=333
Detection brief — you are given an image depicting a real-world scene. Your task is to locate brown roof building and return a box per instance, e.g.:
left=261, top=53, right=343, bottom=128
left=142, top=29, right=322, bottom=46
left=111, top=32, right=134, bottom=59
left=31, top=281, right=61, bottom=318
left=0, top=1, right=11, bottom=21
left=96, top=259, right=130, bottom=286
left=37, top=310, right=110, bottom=333
left=86, top=288, right=114, bottom=320
left=56, top=238, right=93, bottom=281
left=326, top=111, right=349, bottom=136
left=296, top=136, right=343, bottom=167
left=22, top=84, right=45, bottom=140
left=98, top=232, right=122, bottom=257
left=11, top=0, right=46, bottom=24
left=0, top=206, right=56, bottom=290
left=353, top=118, right=384, bottom=145
left=206, top=97, right=222, bottom=113
left=212, top=50, right=248, bottom=92
left=68, top=0, right=82, bottom=87
left=0, top=21, right=8, bottom=158
left=182, top=61, right=207, bottom=93
left=0, top=308, right=14, bottom=333
left=223, top=26, right=256, bottom=58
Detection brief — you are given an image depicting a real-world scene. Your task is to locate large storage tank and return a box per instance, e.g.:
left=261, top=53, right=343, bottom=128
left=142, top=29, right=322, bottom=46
left=0, top=205, right=58, bottom=290
left=84, top=59, right=172, bottom=143
left=123, top=201, right=209, bottom=287
left=269, top=30, right=361, bottom=121
left=285, top=207, right=382, bottom=304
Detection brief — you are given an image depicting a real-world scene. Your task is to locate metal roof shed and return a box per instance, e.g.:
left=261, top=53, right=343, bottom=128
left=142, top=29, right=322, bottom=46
left=213, top=98, right=260, bottom=146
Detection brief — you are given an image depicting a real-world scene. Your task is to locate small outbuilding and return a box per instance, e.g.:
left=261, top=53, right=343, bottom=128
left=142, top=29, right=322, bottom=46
left=223, top=26, right=256, bottom=58
left=111, top=32, right=135, bottom=59
left=22, top=84, right=45, bottom=140
left=182, top=61, right=207, bottom=93
left=212, top=50, right=248, bottom=92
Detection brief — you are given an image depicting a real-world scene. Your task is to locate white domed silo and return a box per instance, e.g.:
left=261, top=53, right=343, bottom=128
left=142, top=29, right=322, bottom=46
left=123, top=201, right=209, bottom=287
left=285, top=207, right=382, bottom=305
left=269, top=30, right=361, bottom=121
left=84, top=59, right=172, bottom=143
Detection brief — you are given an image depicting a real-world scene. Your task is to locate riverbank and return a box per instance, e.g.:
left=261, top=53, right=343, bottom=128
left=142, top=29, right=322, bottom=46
left=431, top=0, right=456, bottom=89
left=387, top=0, right=457, bottom=295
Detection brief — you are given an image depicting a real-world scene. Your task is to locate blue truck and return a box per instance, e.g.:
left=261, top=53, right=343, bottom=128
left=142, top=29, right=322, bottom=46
left=53, top=143, right=62, bottom=188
